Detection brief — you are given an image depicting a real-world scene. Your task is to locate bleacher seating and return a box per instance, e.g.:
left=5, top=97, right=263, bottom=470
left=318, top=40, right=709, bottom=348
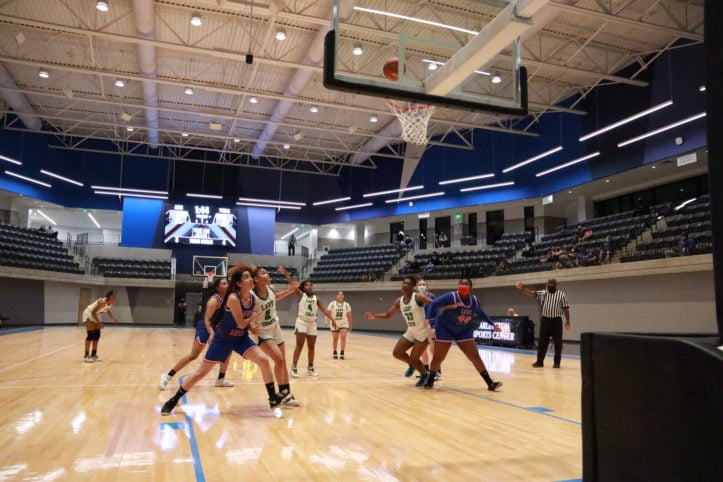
left=92, top=257, right=172, bottom=279
left=621, top=196, right=712, bottom=262
left=256, top=266, right=298, bottom=285
left=310, top=245, right=403, bottom=283
left=393, top=244, right=516, bottom=281
left=0, top=222, right=83, bottom=274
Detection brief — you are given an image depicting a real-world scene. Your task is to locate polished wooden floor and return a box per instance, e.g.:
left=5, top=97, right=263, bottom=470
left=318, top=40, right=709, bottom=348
left=0, top=326, right=582, bottom=481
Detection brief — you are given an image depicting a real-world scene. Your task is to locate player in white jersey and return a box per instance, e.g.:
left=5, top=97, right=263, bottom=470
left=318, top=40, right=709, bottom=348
left=81, top=290, right=119, bottom=362
left=252, top=266, right=300, bottom=406
left=282, top=275, right=333, bottom=378
left=325, top=291, right=353, bottom=360
left=364, top=276, right=433, bottom=386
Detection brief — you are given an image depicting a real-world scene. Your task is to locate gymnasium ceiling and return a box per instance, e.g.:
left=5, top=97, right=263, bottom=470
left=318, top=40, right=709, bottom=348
left=0, top=0, right=705, bottom=178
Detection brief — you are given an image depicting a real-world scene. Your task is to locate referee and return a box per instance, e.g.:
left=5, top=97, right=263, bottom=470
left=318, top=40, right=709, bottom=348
left=515, top=278, right=570, bottom=368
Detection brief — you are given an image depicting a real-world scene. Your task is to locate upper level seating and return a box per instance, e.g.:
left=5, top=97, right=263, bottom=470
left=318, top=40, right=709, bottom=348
left=393, top=245, right=515, bottom=281
left=92, top=257, right=172, bottom=279
left=622, top=196, right=712, bottom=262
left=310, top=245, right=403, bottom=283
left=0, top=222, right=83, bottom=274
left=493, top=232, right=531, bottom=250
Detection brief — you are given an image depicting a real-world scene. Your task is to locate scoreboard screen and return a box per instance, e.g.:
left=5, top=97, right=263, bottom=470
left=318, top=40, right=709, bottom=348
left=164, top=204, right=237, bottom=247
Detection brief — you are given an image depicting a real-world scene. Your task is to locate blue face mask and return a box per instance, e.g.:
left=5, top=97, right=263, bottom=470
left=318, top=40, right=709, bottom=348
left=417, top=285, right=427, bottom=293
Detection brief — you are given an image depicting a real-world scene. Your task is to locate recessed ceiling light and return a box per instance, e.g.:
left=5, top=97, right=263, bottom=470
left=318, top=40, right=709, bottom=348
left=370, top=115, right=379, bottom=123
left=233, top=138, right=240, bottom=143
left=275, top=29, right=286, bottom=41
left=184, top=87, right=194, bottom=95
left=352, top=44, right=363, bottom=56
left=491, top=74, right=502, bottom=84
left=427, top=62, right=438, bottom=71
left=181, top=132, right=189, bottom=137
left=38, top=69, right=49, bottom=79
left=309, top=106, right=319, bottom=113
left=652, top=165, right=656, bottom=169
left=283, top=144, right=290, bottom=149
left=190, top=13, right=202, bottom=27
left=114, top=79, right=125, bottom=87
left=699, top=85, right=706, bottom=92
left=249, top=97, right=258, bottom=104
left=605, top=179, right=610, bottom=183
left=96, top=1, right=109, bottom=13
left=126, top=127, right=134, bottom=132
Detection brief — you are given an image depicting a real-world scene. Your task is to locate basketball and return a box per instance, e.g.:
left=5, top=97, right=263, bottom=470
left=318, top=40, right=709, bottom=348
left=383, top=57, right=400, bottom=81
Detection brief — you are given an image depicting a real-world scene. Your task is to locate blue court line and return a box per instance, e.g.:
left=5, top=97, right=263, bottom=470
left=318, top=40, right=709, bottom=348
left=158, top=375, right=206, bottom=482
left=443, top=386, right=582, bottom=426
left=0, top=326, right=44, bottom=336
left=556, top=479, right=582, bottom=482
left=527, top=406, right=554, bottom=413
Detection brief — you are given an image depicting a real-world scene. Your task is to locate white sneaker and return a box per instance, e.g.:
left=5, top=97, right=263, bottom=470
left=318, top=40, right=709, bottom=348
left=84, top=356, right=94, bottom=363
left=91, top=355, right=102, bottom=362
left=290, top=367, right=299, bottom=378
left=307, top=367, right=319, bottom=377
left=435, top=372, right=443, bottom=381
left=214, top=379, right=234, bottom=387
left=159, top=373, right=172, bottom=390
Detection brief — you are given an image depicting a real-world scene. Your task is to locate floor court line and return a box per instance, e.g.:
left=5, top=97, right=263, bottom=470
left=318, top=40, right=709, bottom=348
left=0, top=339, right=84, bottom=375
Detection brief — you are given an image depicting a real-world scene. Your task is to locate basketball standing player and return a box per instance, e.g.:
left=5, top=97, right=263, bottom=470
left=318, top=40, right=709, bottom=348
left=159, top=278, right=234, bottom=390
left=81, top=290, right=119, bottom=362
left=423, top=278, right=503, bottom=391
left=416, top=278, right=441, bottom=380
left=252, top=266, right=301, bottom=406
left=325, top=291, right=352, bottom=360
left=161, top=263, right=290, bottom=415
left=364, top=276, right=433, bottom=386
left=283, top=276, right=333, bottom=378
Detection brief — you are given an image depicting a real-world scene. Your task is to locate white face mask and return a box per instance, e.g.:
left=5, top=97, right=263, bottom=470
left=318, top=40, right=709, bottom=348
left=417, top=285, right=427, bottom=293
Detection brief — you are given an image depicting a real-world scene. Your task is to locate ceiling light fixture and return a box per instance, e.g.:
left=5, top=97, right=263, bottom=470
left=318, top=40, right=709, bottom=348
left=114, top=79, right=125, bottom=87
left=352, top=6, right=478, bottom=35
left=535, top=152, right=600, bottom=177
left=0, top=154, right=22, bottom=165
left=237, top=197, right=306, bottom=206
left=369, top=115, right=378, bottom=123
left=309, top=106, right=319, bottom=113
left=233, top=138, right=240, bottom=143
left=699, top=85, right=706, bottom=92
left=40, top=169, right=84, bottom=186
left=36, top=209, right=57, bottom=225
left=281, top=228, right=299, bottom=240
left=363, top=185, right=424, bottom=198
left=181, top=132, right=189, bottom=137
left=385, top=192, right=445, bottom=204
left=126, top=127, right=134, bottom=132
left=275, top=29, right=286, bottom=41
left=283, top=144, right=290, bottom=149
left=617, top=112, right=707, bottom=147
left=502, top=146, right=563, bottom=173
left=190, top=13, right=202, bottom=27
left=96, top=1, right=109, bottom=13
left=491, top=74, right=502, bottom=84
left=120, top=112, right=133, bottom=122
left=87, top=212, right=101, bottom=229
left=459, top=181, right=515, bottom=192
left=38, top=69, right=49, bottom=79
left=439, top=173, right=494, bottom=185
left=184, top=87, right=194, bottom=95
left=352, top=44, right=363, bottom=56
left=4, top=170, right=51, bottom=187
left=94, top=191, right=168, bottom=200
left=427, top=62, right=438, bottom=71
left=236, top=201, right=301, bottom=210
left=312, top=196, right=352, bottom=206
left=335, top=202, right=373, bottom=211
left=186, top=193, right=223, bottom=199
left=91, top=185, right=168, bottom=195
left=579, top=100, right=673, bottom=142
left=249, top=97, right=258, bottom=104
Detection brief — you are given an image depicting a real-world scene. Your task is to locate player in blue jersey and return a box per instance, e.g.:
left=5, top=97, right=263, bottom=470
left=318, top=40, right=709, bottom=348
left=159, top=278, right=234, bottom=390
left=364, top=276, right=433, bottom=386
left=415, top=278, right=442, bottom=381
left=423, top=277, right=503, bottom=391
left=161, top=263, right=290, bottom=415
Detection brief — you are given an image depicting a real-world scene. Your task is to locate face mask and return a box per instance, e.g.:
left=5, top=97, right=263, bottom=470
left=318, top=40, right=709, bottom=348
left=458, top=285, right=471, bottom=296
left=417, top=285, right=427, bottom=293
left=547, top=287, right=557, bottom=293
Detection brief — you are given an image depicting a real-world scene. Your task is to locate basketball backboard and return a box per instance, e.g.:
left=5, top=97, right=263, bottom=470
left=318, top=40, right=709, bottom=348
left=324, top=0, right=530, bottom=115
left=192, top=256, right=227, bottom=278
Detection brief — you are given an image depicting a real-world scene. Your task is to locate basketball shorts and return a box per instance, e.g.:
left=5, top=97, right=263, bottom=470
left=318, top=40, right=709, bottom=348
left=434, top=321, right=475, bottom=343
left=330, top=320, right=349, bottom=332
left=194, top=324, right=211, bottom=345
left=204, top=333, right=258, bottom=363
left=401, top=324, right=430, bottom=344
left=295, top=318, right=318, bottom=336
left=255, top=322, right=285, bottom=345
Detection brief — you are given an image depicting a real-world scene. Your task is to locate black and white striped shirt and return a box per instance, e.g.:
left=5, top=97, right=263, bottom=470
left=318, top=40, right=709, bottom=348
left=536, top=290, right=569, bottom=318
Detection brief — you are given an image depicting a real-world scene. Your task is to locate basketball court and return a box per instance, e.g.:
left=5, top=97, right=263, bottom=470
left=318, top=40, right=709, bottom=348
left=0, top=326, right=581, bottom=481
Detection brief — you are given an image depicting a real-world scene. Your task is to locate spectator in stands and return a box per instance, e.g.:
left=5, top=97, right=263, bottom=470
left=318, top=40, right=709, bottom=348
left=430, top=252, right=441, bottom=265
left=401, top=259, right=420, bottom=273
left=361, top=270, right=377, bottom=282
left=507, top=308, right=518, bottom=316
left=81, top=290, right=119, bottom=362
left=45, top=225, right=58, bottom=238
left=363, top=276, right=433, bottom=387
left=678, top=231, right=696, bottom=255
left=404, top=235, right=414, bottom=251
left=495, top=259, right=511, bottom=275
left=442, top=252, right=454, bottom=265
left=521, top=242, right=536, bottom=258
left=424, top=259, right=435, bottom=274
left=576, top=225, right=592, bottom=242
left=438, top=232, right=449, bottom=247
left=159, top=278, right=235, bottom=391
left=287, top=234, right=296, bottom=256
left=434, top=232, right=440, bottom=248
left=37, top=225, right=47, bottom=234
left=600, top=236, right=613, bottom=264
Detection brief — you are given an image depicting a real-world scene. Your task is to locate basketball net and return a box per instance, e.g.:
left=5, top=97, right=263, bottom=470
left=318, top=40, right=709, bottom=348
left=203, top=271, right=214, bottom=288
left=387, top=100, right=435, bottom=146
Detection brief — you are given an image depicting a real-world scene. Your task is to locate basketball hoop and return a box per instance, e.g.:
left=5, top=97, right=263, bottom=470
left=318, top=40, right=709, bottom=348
left=203, top=270, right=215, bottom=288
left=387, top=100, right=435, bottom=146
